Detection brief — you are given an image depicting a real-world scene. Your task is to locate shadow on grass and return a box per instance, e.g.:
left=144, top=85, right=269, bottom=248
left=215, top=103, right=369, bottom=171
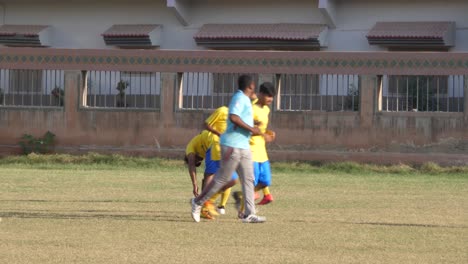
left=0, top=210, right=194, bottom=223
left=2, top=209, right=466, bottom=229
left=280, top=219, right=466, bottom=229
left=0, top=199, right=165, bottom=204
left=346, top=221, right=467, bottom=229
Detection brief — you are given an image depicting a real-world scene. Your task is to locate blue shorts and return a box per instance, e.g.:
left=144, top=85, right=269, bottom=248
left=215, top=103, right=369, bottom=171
left=253, top=161, right=272, bottom=187
left=205, top=148, right=238, bottom=180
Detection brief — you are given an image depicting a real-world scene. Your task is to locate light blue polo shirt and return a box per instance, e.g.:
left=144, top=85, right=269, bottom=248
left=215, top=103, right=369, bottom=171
left=220, top=90, right=253, bottom=150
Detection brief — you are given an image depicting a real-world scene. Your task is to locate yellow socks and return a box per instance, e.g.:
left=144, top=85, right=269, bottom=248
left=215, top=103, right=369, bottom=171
left=220, top=188, right=231, bottom=207
left=254, top=186, right=271, bottom=196
left=209, top=192, right=221, bottom=203
left=209, top=189, right=232, bottom=207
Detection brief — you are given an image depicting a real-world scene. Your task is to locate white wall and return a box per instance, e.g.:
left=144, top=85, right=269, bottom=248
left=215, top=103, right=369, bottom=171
left=189, top=0, right=323, bottom=25
left=0, top=0, right=192, bottom=49
left=330, top=0, right=468, bottom=51
left=0, top=0, right=466, bottom=51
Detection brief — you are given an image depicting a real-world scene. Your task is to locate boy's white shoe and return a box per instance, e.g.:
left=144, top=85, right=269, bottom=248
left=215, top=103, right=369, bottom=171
left=217, top=206, right=226, bottom=215
left=190, top=198, right=202, bottom=223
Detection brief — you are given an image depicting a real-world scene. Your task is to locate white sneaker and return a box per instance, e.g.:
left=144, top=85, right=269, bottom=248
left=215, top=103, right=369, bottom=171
left=217, top=206, right=226, bottom=215
left=242, top=214, right=266, bottom=223
left=190, top=198, right=202, bottom=222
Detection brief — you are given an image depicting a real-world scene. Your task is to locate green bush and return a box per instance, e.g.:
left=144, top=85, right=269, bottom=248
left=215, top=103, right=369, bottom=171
left=18, top=131, right=56, bottom=155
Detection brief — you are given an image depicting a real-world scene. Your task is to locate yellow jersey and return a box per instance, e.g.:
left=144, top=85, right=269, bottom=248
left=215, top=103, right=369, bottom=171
left=204, top=106, right=229, bottom=161
left=250, top=103, right=270, bottom=162
left=185, top=130, right=212, bottom=159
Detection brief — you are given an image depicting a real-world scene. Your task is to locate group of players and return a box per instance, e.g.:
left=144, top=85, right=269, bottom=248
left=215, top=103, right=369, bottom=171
left=185, top=75, right=276, bottom=223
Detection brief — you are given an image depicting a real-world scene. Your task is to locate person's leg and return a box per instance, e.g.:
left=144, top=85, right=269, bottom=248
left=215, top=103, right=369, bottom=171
left=218, top=171, right=238, bottom=208
left=253, top=162, right=261, bottom=200
left=257, top=161, right=273, bottom=205
left=236, top=148, right=256, bottom=217
left=202, top=175, right=213, bottom=191
left=194, top=146, right=239, bottom=205
left=209, top=192, right=221, bottom=203
left=204, top=155, right=220, bottom=206
left=200, top=148, right=220, bottom=219
left=192, top=147, right=239, bottom=222
left=219, top=188, right=231, bottom=206
left=206, top=173, right=237, bottom=216
left=238, top=162, right=258, bottom=214
left=202, top=148, right=217, bottom=190
left=254, top=162, right=267, bottom=193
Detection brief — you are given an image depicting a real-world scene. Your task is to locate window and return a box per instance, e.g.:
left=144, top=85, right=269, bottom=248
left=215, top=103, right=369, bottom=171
left=382, top=75, right=464, bottom=112
left=0, top=69, right=64, bottom=107
left=9, top=70, right=43, bottom=94
left=179, top=72, right=258, bottom=110
left=278, top=74, right=359, bottom=111
left=85, top=71, right=161, bottom=109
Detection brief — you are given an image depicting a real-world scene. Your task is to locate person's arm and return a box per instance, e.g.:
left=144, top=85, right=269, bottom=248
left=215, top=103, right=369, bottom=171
left=204, top=122, right=221, bottom=137
left=186, top=153, right=199, bottom=196
left=230, top=114, right=261, bottom=136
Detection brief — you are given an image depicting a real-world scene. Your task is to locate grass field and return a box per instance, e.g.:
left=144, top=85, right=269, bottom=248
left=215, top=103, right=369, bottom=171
left=0, top=154, right=467, bottom=264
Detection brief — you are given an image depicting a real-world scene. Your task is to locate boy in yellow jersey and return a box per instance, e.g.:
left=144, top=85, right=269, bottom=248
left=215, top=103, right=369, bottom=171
left=203, top=106, right=238, bottom=215
left=251, top=82, right=276, bottom=205
left=184, top=130, right=219, bottom=219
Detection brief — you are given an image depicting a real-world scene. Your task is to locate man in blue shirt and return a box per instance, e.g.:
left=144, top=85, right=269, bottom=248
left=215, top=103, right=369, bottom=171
left=190, top=75, right=266, bottom=223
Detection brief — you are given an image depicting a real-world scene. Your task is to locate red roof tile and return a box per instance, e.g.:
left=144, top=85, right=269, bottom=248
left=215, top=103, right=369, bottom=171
left=194, top=24, right=327, bottom=41
left=367, top=22, right=454, bottom=39
left=0, top=25, right=49, bottom=36
left=102, top=24, right=161, bottom=37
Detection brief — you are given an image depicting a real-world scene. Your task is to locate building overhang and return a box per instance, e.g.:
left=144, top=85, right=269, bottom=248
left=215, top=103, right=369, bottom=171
left=194, top=24, right=328, bottom=50
left=0, top=25, right=52, bottom=47
left=102, top=24, right=162, bottom=49
left=367, top=22, right=455, bottom=49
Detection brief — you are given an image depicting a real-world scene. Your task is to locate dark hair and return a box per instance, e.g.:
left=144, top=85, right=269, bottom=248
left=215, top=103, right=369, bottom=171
left=238, top=74, right=254, bottom=91
left=259, top=82, right=277, bottom=96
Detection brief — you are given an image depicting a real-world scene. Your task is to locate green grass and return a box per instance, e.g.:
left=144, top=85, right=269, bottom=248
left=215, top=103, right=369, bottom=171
left=0, top=154, right=467, bottom=263
left=1, top=153, right=468, bottom=175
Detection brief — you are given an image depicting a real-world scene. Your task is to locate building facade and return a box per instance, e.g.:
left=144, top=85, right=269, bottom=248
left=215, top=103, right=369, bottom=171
left=0, top=0, right=466, bottom=51
left=0, top=0, right=467, bottom=164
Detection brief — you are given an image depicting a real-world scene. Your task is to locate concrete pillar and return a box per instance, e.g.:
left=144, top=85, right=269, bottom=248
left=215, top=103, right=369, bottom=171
left=376, top=75, right=383, bottom=112
left=64, top=71, right=82, bottom=129
left=359, top=75, right=378, bottom=128
left=272, top=74, right=282, bottom=111
left=161, top=72, right=177, bottom=126
left=80, top=71, right=88, bottom=107
left=464, top=75, right=468, bottom=122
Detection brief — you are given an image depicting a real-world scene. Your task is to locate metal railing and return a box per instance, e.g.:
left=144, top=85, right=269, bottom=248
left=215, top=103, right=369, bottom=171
left=278, top=74, right=360, bottom=111
left=0, top=69, right=64, bottom=107
left=178, top=72, right=259, bottom=110
left=84, top=71, right=161, bottom=109
left=0, top=48, right=465, bottom=115
left=382, top=75, right=465, bottom=112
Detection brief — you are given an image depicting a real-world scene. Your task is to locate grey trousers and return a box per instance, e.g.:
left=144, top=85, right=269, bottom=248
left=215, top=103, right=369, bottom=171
left=197, top=145, right=256, bottom=216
